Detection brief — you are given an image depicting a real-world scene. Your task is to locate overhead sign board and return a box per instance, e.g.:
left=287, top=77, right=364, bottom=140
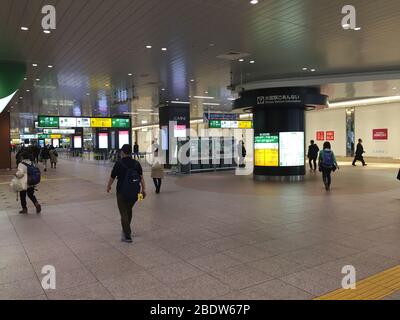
left=112, top=118, right=130, bottom=128
left=59, top=117, right=77, bottom=128
left=91, top=118, right=112, bottom=128
left=38, top=116, right=59, bottom=128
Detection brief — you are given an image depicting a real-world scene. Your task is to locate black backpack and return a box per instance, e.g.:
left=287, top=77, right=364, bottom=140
left=23, top=163, right=41, bottom=186
left=120, top=161, right=141, bottom=202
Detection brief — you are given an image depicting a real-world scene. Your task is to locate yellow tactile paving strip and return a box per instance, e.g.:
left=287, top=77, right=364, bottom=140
left=315, top=265, right=400, bottom=300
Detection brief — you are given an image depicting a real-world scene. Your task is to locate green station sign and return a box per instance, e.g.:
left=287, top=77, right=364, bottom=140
left=209, top=120, right=222, bottom=128
left=255, top=134, right=279, bottom=144
left=38, top=134, right=50, bottom=139
left=38, top=116, right=59, bottom=128
left=112, top=118, right=130, bottom=128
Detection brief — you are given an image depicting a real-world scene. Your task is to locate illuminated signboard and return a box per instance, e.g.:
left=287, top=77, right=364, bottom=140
left=77, top=118, right=91, bottom=127
left=279, top=132, right=305, bottom=167
left=209, top=120, right=252, bottom=129
left=91, top=118, right=112, bottom=128
left=43, top=129, right=75, bottom=134
left=38, top=116, right=59, bottom=128
left=98, top=133, right=108, bottom=149
left=118, top=131, right=130, bottom=149
left=254, top=134, right=279, bottom=167
left=112, top=118, right=130, bottom=128
left=174, top=125, right=187, bottom=138
left=59, top=117, right=77, bottom=128
left=74, top=136, right=82, bottom=149
left=38, top=134, right=50, bottom=139
left=50, top=134, right=62, bottom=139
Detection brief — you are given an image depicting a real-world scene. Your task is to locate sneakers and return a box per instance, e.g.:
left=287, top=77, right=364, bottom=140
left=121, top=232, right=133, bottom=243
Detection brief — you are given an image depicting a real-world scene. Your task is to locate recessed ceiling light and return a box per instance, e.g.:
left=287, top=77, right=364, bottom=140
left=146, top=45, right=152, bottom=49
left=250, top=60, right=255, bottom=64
left=161, top=47, right=167, bottom=51
left=310, top=68, right=316, bottom=72
left=128, top=73, right=133, bottom=76
left=48, top=65, right=53, bottom=68
left=392, top=87, right=397, bottom=90
left=24, top=78, right=27, bottom=81
left=193, top=95, right=214, bottom=99
left=86, top=93, right=90, bottom=96
left=205, top=91, right=209, bottom=94
left=32, top=64, right=38, bottom=67
left=26, top=90, right=30, bottom=92
left=161, top=88, right=166, bottom=91
left=190, top=79, right=195, bottom=82
left=21, top=27, right=29, bottom=31
left=238, top=59, right=244, bottom=62
left=43, top=30, right=51, bottom=34
left=19, top=97, right=23, bottom=99
left=354, top=27, right=362, bottom=31
left=250, top=0, right=259, bottom=4
left=36, top=78, right=40, bottom=81
left=302, top=67, right=308, bottom=71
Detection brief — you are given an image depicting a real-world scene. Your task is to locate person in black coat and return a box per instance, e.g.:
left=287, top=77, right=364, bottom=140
left=307, top=140, right=320, bottom=171
left=352, top=139, right=367, bottom=166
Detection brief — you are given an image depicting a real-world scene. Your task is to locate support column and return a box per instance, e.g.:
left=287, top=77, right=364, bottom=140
left=0, top=110, right=11, bottom=169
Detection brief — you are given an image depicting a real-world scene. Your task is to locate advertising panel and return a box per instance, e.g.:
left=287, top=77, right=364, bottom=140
left=316, top=131, right=325, bottom=141
left=74, top=136, right=82, bottom=149
left=326, top=131, right=335, bottom=141
left=254, top=133, right=279, bottom=167
left=118, top=131, right=130, bottom=149
left=98, top=133, right=108, bottom=149
left=279, top=132, right=305, bottom=167
left=174, top=125, right=187, bottom=138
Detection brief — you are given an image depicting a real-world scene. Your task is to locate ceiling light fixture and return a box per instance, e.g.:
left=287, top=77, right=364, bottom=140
left=146, top=45, right=152, bottom=49
left=238, top=59, right=244, bottom=62
left=137, top=109, right=154, bottom=112
left=171, top=101, right=190, bottom=105
left=21, top=27, right=29, bottom=31
left=193, top=95, right=215, bottom=99
left=128, top=73, right=133, bottom=76
left=302, top=67, right=308, bottom=71
left=203, top=102, right=221, bottom=106
left=354, top=27, right=362, bottom=31
left=161, top=48, right=167, bottom=51
left=43, top=30, right=51, bottom=34
left=329, top=95, right=400, bottom=108
left=48, top=65, right=53, bottom=68
left=310, top=69, right=316, bottom=72
left=250, top=60, right=255, bottom=64
left=250, top=0, right=259, bottom=4
left=24, top=78, right=27, bottom=81
left=190, top=79, right=195, bottom=82
left=32, top=64, right=38, bottom=67
left=36, top=78, right=40, bottom=81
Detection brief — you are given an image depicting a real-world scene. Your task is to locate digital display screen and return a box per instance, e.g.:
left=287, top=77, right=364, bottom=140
left=52, top=139, right=60, bottom=148
left=91, top=118, right=112, bottom=128
left=118, top=131, right=129, bottom=149
left=59, top=117, right=77, bottom=128
left=161, top=126, right=169, bottom=150
left=38, top=116, right=59, bottom=128
left=98, top=133, right=108, bottom=149
left=74, top=136, right=82, bottom=149
left=254, top=133, right=279, bottom=167
left=174, top=125, right=186, bottom=138
left=279, top=132, right=305, bottom=167
left=77, top=118, right=91, bottom=127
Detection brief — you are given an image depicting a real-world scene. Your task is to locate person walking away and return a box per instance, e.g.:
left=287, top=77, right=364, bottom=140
left=133, top=142, right=140, bottom=160
left=237, top=140, right=247, bottom=168
left=14, top=152, right=42, bottom=214
left=318, top=142, right=339, bottom=191
left=151, top=158, right=165, bottom=194
left=40, top=146, right=50, bottom=172
left=307, top=140, right=320, bottom=171
left=352, top=139, right=367, bottom=166
left=107, top=144, right=146, bottom=243
left=49, top=146, right=58, bottom=169
left=33, top=144, right=40, bottom=164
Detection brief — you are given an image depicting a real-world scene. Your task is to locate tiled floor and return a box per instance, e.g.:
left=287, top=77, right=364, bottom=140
left=0, top=159, right=400, bottom=300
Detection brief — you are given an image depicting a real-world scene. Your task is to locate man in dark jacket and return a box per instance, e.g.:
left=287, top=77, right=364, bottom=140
left=307, top=140, right=320, bottom=171
left=352, top=139, right=367, bottom=166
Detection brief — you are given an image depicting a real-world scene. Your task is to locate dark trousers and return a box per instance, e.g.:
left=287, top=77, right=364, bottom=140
left=321, top=167, right=333, bottom=187
left=309, top=157, right=317, bottom=170
left=153, top=178, right=162, bottom=192
left=20, top=187, right=38, bottom=209
left=117, top=193, right=136, bottom=238
left=352, top=155, right=366, bottom=166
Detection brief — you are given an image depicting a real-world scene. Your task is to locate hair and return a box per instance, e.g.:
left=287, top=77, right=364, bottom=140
left=310, top=140, right=315, bottom=144
left=121, top=144, right=132, bottom=155
left=323, top=141, right=331, bottom=150
left=358, top=139, right=362, bottom=142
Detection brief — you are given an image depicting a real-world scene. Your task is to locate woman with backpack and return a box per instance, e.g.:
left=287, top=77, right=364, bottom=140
left=14, top=152, right=42, bottom=214
left=318, top=141, right=340, bottom=191
left=151, top=157, right=165, bottom=194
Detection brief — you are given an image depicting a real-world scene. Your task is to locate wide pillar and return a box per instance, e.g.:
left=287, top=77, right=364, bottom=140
left=234, top=87, right=328, bottom=181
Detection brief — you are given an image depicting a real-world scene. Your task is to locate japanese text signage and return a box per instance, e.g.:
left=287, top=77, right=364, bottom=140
left=112, top=118, right=131, bottom=128
left=257, top=95, right=301, bottom=105
left=373, top=129, right=388, bottom=140
left=38, top=116, right=59, bottom=128
left=316, top=131, right=325, bottom=141
left=326, top=131, right=335, bottom=141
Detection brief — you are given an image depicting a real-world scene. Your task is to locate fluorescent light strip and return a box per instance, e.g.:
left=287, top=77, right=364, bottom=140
left=329, top=96, right=400, bottom=108
left=0, top=90, right=18, bottom=114
left=203, top=102, right=221, bottom=106
left=193, top=96, right=215, bottom=100
left=170, top=101, right=190, bottom=104
left=137, top=109, right=154, bottom=112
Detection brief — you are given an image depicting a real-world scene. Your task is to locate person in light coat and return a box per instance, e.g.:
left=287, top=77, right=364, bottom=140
left=14, top=152, right=42, bottom=214
left=151, top=158, right=165, bottom=194
left=49, top=146, right=58, bottom=169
